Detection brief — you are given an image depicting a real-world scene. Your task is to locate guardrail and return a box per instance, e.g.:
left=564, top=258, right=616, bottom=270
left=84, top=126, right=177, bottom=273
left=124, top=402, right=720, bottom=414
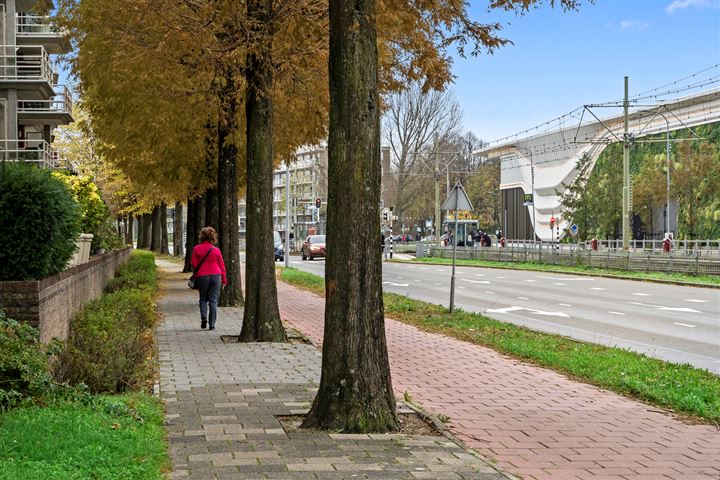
left=15, top=14, right=61, bottom=37
left=428, top=242, right=720, bottom=276
left=0, top=139, right=56, bottom=168
left=0, top=45, right=54, bottom=84
left=503, top=238, right=720, bottom=258
left=18, top=84, right=73, bottom=115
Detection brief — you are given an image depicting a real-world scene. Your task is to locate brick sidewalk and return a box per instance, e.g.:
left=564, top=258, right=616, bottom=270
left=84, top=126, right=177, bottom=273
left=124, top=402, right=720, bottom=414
left=156, top=259, right=510, bottom=479
left=277, top=280, right=720, bottom=480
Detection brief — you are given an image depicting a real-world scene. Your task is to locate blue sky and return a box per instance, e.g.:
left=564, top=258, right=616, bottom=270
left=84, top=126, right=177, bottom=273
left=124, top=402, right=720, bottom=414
left=453, top=0, right=720, bottom=142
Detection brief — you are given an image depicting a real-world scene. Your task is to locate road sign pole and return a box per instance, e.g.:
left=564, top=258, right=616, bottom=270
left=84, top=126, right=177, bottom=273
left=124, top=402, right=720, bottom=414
left=449, top=188, right=459, bottom=313
left=285, top=165, right=291, bottom=267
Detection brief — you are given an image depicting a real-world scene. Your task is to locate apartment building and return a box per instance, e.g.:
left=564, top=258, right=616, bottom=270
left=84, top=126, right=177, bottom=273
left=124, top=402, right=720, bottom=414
left=239, top=145, right=394, bottom=246
left=0, top=0, right=73, bottom=168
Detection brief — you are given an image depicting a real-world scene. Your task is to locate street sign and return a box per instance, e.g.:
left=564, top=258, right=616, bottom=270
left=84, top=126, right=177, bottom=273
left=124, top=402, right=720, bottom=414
left=569, top=224, right=579, bottom=237
left=441, top=182, right=474, bottom=212
left=523, top=193, right=534, bottom=206
left=550, top=216, right=556, bottom=225
left=425, top=219, right=432, bottom=229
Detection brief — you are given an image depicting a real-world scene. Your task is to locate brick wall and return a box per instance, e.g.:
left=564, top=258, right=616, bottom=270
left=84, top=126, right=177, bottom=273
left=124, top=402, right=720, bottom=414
left=0, top=247, right=132, bottom=343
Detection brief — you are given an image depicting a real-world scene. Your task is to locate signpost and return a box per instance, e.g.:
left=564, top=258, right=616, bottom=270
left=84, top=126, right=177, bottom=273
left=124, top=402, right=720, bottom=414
left=441, top=181, right=474, bottom=313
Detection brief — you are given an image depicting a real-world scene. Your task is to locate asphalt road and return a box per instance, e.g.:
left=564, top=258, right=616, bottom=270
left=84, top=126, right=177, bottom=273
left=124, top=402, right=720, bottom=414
left=282, top=256, right=720, bottom=374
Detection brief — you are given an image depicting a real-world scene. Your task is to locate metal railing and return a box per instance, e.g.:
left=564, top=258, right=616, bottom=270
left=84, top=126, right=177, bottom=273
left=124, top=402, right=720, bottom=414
left=0, top=139, right=56, bottom=168
left=15, top=14, right=61, bottom=37
left=17, top=84, right=72, bottom=115
left=0, top=45, right=54, bottom=84
left=502, top=238, right=720, bottom=258
left=428, top=241, right=720, bottom=276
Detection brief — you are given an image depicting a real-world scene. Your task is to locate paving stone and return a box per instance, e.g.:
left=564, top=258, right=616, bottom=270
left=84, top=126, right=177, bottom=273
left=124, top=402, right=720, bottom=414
left=156, top=260, right=509, bottom=480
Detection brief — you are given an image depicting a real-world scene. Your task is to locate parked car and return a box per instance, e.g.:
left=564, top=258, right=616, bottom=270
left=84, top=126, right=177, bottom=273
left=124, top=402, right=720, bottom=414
left=302, top=235, right=326, bottom=260
left=274, top=231, right=284, bottom=262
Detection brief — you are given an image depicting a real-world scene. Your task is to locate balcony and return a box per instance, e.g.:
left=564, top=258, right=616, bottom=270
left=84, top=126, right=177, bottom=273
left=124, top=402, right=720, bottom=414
left=0, top=139, right=57, bottom=169
left=16, top=14, right=71, bottom=54
left=17, top=85, right=73, bottom=125
left=0, top=45, right=55, bottom=94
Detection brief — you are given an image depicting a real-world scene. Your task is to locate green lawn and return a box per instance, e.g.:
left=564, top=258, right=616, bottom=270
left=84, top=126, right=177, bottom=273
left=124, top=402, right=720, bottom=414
left=278, top=267, right=720, bottom=423
left=0, top=394, right=169, bottom=480
left=398, top=257, right=720, bottom=287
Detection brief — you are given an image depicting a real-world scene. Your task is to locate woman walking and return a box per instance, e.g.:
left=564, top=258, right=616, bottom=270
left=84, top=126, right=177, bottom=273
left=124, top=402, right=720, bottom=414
left=191, top=227, right=227, bottom=330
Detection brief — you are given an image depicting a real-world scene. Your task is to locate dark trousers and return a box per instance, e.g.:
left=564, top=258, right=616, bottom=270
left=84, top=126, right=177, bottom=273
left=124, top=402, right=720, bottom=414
left=196, top=274, right=221, bottom=328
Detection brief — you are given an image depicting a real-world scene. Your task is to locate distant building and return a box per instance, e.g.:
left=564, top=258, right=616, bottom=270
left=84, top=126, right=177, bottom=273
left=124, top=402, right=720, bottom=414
left=239, top=145, right=392, bottom=244
left=0, top=1, right=74, bottom=168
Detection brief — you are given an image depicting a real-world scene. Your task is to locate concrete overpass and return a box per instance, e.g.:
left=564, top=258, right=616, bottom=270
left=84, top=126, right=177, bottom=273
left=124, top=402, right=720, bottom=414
left=479, top=88, right=720, bottom=242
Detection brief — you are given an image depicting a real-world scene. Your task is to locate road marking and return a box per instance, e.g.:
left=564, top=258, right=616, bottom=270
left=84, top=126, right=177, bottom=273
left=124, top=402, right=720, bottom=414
left=632, top=293, right=650, bottom=296
left=559, top=303, right=572, bottom=307
left=537, top=276, right=594, bottom=281
left=674, top=322, right=696, bottom=328
left=396, top=277, right=403, bottom=280
left=685, top=299, right=709, bottom=303
left=461, top=279, right=491, bottom=284
left=517, top=296, right=529, bottom=300
left=484, top=291, right=495, bottom=294
left=608, top=311, right=625, bottom=316
left=459, top=286, right=466, bottom=290
left=497, top=276, right=506, bottom=279
left=628, top=301, right=702, bottom=313
left=524, top=279, right=536, bottom=283
left=434, top=282, right=441, bottom=286
left=420, top=267, right=430, bottom=270
left=486, top=305, right=570, bottom=318
left=553, top=282, right=568, bottom=286
left=474, top=273, right=485, bottom=277
left=590, top=287, right=607, bottom=291
left=436, top=268, right=445, bottom=272
left=382, top=281, right=409, bottom=287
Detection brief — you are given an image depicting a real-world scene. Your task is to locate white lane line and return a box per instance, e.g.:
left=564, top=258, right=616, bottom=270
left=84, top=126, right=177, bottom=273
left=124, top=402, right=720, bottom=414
left=434, top=282, right=442, bottom=286
left=420, top=267, right=430, bottom=270
left=628, top=301, right=702, bottom=313
left=524, top=279, right=537, bottom=283
left=553, top=283, right=568, bottom=286
left=608, top=311, right=625, bottom=316
left=497, top=276, right=506, bottom=279
left=461, top=279, right=491, bottom=284
left=459, top=286, right=466, bottom=290
left=484, top=291, right=495, bottom=294
left=474, top=273, right=485, bottom=277
left=518, top=296, right=529, bottom=300
left=590, top=287, right=607, bottom=291
left=674, top=322, right=696, bottom=328
left=396, top=277, right=403, bottom=280
left=632, top=293, right=650, bottom=297
left=486, top=305, right=570, bottom=318
left=435, top=268, right=445, bottom=272
left=559, top=303, right=572, bottom=307
left=537, top=276, right=594, bottom=281
left=383, top=281, right=409, bottom=287
left=685, top=299, right=709, bottom=303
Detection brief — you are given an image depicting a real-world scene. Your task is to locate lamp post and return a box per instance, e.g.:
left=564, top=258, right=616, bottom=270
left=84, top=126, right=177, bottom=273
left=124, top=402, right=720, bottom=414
left=515, top=146, right=535, bottom=244
left=656, top=111, right=672, bottom=236
left=285, top=164, right=291, bottom=268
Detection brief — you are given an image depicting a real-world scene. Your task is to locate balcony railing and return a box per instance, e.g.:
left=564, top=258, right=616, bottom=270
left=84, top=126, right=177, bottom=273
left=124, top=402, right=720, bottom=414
left=0, top=45, right=54, bottom=84
left=18, top=85, right=73, bottom=115
left=0, top=139, right=56, bottom=168
left=16, top=14, right=61, bottom=37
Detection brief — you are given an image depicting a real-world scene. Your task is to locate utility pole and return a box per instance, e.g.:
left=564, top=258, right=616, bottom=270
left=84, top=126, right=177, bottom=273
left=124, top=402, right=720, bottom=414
left=284, top=164, right=290, bottom=267
left=622, top=76, right=631, bottom=250
left=434, top=132, right=441, bottom=244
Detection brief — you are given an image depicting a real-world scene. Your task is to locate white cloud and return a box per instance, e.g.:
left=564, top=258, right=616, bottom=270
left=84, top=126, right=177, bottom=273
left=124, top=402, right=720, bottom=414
left=618, top=20, right=650, bottom=31
left=666, top=0, right=720, bottom=14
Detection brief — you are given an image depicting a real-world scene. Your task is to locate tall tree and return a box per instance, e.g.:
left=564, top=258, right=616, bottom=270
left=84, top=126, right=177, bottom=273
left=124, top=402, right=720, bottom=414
left=303, top=0, right=396, bottom=433
left=673, top=142, right=720, bottom=239
left=239, top=0, right=286, bottom=341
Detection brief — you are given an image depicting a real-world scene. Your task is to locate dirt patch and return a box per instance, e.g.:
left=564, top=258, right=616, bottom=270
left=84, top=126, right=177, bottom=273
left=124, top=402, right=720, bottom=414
left=275, top=411, right=442, bottom=436
left=220, top=328, right=312, bottom=345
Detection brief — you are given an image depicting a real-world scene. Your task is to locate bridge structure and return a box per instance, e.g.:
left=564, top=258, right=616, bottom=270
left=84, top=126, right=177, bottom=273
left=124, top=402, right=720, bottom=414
left=478, top=72, right=720, bottom=243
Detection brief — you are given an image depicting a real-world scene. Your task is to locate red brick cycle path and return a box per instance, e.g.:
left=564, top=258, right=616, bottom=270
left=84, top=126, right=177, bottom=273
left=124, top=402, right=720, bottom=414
left=276, top=280, right=720, bottom=480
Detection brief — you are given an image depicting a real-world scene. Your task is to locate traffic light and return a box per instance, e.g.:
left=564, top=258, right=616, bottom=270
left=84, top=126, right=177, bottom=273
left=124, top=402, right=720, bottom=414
left=315, top=197, right=321, bottom=209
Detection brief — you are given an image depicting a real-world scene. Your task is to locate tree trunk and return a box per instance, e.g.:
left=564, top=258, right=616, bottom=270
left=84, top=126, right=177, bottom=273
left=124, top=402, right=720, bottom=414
left=302, top=0, right=396, bottom=433
left=125, top=216, right=134, bottom=246
left=205, top=187, right=219, bottom=231
left=216, top=69, right=244, bottom=307
left=160, top=203, right=168, bottom=254
left=137, top=215, right=145, bottom=248
left=183, top=198, right=197, bottom=273
left=239, top=0, right=284, bottom=341
left=150, top=205, right=162, bottom=252
left=174, top=202, right=184, bottom=257
left=141, top=213, right=153, bottom=249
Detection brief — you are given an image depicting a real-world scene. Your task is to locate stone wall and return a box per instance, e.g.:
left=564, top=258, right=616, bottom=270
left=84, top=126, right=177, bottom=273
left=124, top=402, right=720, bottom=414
left=0, top=247, right=132, bottom=343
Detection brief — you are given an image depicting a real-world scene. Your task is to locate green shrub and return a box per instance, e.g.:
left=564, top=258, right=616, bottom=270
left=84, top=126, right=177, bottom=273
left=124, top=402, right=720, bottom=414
left=55, top=251, right=158, bottom=393
left=53, top=171, right=122, bottom=252
left=106, top=250, right=157, bottom=293
left=0, top=163, right=81, bottom=280
left=0, top=313, right=53, bottom=409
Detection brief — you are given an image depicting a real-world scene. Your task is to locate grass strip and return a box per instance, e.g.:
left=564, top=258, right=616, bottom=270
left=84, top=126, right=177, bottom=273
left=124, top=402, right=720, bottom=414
left=0, top=393, right=169, bottom=480
left=397, top=257, right=720, bottom=287
left=278, top=267, right=720, bottom=423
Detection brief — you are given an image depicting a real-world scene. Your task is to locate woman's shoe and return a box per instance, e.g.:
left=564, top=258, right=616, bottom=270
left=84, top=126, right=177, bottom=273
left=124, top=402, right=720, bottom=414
left=201, top=319, right=207, bottom=329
